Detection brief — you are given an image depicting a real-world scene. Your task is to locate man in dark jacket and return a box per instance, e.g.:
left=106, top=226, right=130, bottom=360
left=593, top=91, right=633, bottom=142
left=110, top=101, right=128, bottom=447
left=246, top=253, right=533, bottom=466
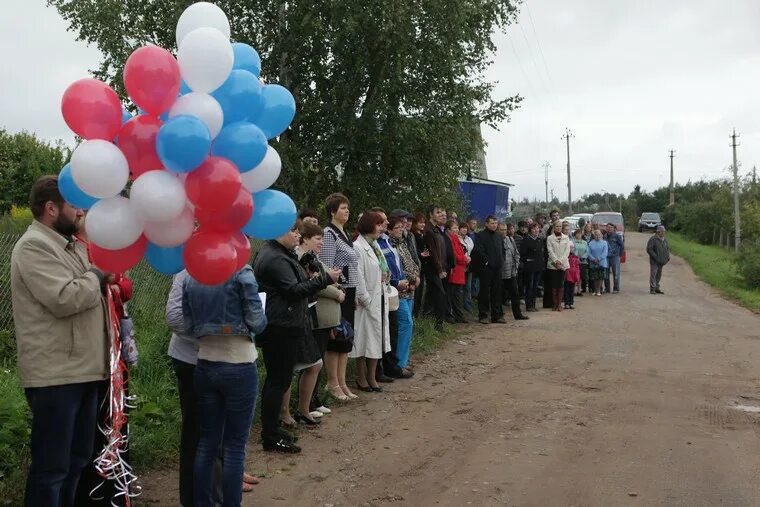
left=472, top=216, right=505, bottom=324
left=646, top=225, right=670, bottom=294
left=519, top=223, right=545, bottom=312
left=253, top=224, right=340, bottom=453
left=422, top=205, right=449, bottom=330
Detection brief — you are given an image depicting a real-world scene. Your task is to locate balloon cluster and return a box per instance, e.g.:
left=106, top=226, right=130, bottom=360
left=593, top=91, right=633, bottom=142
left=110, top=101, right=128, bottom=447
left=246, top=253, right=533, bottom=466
left=59, top=2, right=299, bottom=285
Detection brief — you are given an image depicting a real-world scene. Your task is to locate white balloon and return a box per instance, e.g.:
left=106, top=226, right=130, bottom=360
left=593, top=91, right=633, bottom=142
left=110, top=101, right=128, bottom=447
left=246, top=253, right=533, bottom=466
left=241, top=145, right=282, bottom=193
left=130, top=170, right=187, bottom=222
left=178, top=27, right=233, bottom=93
left=86, top=196, right=143, bottom=250
left=144, top=207, right=195, bottom=247
left=176, top=2, right=230, bottom=47
left=169, top=92, right=224, bottom=138
left=71, top=140, right=129, bottom=198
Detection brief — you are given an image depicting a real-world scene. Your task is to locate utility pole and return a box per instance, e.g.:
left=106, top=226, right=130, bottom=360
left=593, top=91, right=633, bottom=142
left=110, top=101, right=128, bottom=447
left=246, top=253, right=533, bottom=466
left=542, top=161, right=550, bottom=204
left=730, top=129, right=741, bottom=253
left=562, top=128, right=574, bottom=213
left=669, top=150, right=676, bottom=206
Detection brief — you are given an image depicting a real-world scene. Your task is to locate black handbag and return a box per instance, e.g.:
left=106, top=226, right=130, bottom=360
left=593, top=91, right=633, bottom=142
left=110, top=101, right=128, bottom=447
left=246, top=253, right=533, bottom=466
left=331, top=318, right=355, bottom=345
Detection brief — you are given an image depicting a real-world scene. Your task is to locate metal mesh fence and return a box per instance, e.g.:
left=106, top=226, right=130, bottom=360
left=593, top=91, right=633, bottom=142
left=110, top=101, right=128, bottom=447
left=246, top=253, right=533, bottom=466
left=0, top=233, right=266, bottom=339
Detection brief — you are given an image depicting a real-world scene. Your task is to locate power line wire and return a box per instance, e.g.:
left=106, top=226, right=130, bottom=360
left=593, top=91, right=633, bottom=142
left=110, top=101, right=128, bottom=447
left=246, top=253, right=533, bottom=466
left=523, top=0, right=556, bottom=90
left=505, top=31, right=537, bottom=98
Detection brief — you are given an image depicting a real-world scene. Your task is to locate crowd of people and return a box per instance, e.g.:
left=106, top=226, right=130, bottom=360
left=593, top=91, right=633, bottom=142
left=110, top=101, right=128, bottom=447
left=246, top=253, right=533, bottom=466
left=11, top=175, right=647, bottom=507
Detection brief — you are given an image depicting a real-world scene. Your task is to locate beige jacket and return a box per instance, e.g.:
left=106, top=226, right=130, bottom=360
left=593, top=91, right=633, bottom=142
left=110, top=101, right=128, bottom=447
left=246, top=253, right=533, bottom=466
left=546, top=233, right=571, bottom=271
left=11, top=220, right=109, bottom=388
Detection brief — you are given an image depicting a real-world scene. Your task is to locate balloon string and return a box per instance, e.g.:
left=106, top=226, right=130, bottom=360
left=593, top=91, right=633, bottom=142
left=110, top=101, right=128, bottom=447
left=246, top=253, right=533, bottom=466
left=91, top=287, right=141, bottom=506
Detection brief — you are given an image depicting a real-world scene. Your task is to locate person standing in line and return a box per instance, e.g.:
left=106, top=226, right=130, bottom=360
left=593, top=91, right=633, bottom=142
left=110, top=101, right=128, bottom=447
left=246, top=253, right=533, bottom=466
left=514, top=220, right=528, bottom=301
left=182, top=264, right=267, bottom=506
left=519, top=223, right=545, bottom=312
left=501, top=222, right=529, bottom=321
left=351, top=211, right=391, bottom=392
left=319, top=193, right=360, bottom=401
left=391, top=215, right=421, bottom=375
left=542, top=209, right=560, bottom=237
left=472, top=216, right=505, bottom=324
left=378, top=214, right=411, bottom=380
left=605, top=223, right=625, bottom=293
left=573, top=228, right=589, bottom=296
left=546, top=220, right=571, bottom=312
left=587, top=229, right=609, bottom=296
left=254, top=222, right=340, bottom=453
left=564, top=242, right=581, bottom=310
left=411, top=212, right=429, bottom=317
left=422, top=205, right=449, bottom=331
left=11, top=175, right=109, bottom=507
left=646, top=225, right=670, bottom=294
left=445, top=220, right=469, bottom=323
left=458, top=222, right=475, bottom=315
left=467, top=217, right=480, bottom=301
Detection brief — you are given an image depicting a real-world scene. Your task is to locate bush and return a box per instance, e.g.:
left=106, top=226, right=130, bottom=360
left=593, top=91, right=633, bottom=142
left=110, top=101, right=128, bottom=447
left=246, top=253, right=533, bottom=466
left=739, top=239, right=760, bottom=287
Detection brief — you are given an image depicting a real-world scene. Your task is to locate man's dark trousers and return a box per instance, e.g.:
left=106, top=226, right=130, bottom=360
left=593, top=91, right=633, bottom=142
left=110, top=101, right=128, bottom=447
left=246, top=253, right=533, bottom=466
left=501, top=276, right=523, bottom=319
left=24, top=381, right=99, bottom=507
left=478, top=268, right=503, bottom=321
left=423, top=265, right=447, bottom=327
left=380, top=310, right=402, bottom=378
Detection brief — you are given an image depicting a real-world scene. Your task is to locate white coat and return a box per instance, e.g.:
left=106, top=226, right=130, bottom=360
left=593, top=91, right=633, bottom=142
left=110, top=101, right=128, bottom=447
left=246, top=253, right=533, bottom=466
left=349, top=235, right=390, bottom=359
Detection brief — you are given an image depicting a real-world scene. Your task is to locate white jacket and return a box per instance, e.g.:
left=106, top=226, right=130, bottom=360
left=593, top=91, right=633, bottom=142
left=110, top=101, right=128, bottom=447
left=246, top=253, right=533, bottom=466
left=350, top=235, right=390, bottom=359
left=546, top=233, right=571, bottom=271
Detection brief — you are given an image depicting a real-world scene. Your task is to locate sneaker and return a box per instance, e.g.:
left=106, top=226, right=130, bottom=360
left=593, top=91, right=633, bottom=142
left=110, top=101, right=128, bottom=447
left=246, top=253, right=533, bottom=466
left=650, top=290, right=656, bottom=294
left=308, top=410, right=324, bottom=419
left=655, top=289, right=664, bottom=294
left=492, top=317, right=507, bottom=324
left=315, top=406, right=332, bottom=415
left=613, top=290, right=620, bottom=294
left=263, top=438, right=301, bottom=454
left=569, top=305, right=575, bottom=310
left=479, top=318, right=490, bottom=324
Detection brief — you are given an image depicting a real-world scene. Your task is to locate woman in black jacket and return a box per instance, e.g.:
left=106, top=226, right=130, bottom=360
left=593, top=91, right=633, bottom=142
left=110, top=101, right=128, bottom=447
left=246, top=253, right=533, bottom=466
left=253, top=220, right=341, bottom=453
left=519, top=223, right=545, bottom=312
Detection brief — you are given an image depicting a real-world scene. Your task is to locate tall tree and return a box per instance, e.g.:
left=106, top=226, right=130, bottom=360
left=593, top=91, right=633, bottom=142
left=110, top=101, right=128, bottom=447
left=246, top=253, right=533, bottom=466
left=49, top=0, right=522, bottom=216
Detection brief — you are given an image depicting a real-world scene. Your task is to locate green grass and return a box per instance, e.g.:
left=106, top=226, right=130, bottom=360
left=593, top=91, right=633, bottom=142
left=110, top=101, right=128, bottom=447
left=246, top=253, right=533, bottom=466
left=668, top=232, right=760, bottom=312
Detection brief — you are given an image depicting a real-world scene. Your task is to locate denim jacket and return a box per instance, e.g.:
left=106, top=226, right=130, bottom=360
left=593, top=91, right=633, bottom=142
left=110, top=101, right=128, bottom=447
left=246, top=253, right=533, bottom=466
left=182, top=265, right=267, bottom=340
left=606, top=232, right=625, bottom=258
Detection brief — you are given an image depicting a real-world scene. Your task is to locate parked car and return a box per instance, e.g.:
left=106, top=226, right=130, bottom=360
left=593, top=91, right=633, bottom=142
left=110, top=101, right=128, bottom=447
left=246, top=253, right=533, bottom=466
left=592, top=212, right=625, bottom=236
left=562, top=216, right=580, bottom=230
left=592, top=211, right=626, bottom=263
left=572, top=213, right=594, bottom=225
left=638, top=212, right=662, bottom=232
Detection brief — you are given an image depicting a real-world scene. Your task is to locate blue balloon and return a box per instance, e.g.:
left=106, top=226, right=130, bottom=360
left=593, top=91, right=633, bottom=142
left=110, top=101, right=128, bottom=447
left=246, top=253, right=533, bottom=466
left=59, top=163, right=99, bottom=210
left=252, top=85, right=295, bottom=139
left=145, top=243, right=185, bottom=275
left=157, top=115, right=211, bottom=173
left=121, top=108, right=133, bottom=125
left=241, top=190, right=297, bottom=240
left=232, top=43, right=262, bottom=77
left=211, top=122, right=267, bottom=172
left=212, top=70, right=263, bottom=125
left=180, top=80, right=192, bottom=95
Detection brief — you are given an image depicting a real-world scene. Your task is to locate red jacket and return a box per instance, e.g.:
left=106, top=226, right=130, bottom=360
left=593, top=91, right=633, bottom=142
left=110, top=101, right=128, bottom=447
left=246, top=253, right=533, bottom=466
left=565, top=254, right=581, bottom=284
left=447, top=232, right=467, bottom=285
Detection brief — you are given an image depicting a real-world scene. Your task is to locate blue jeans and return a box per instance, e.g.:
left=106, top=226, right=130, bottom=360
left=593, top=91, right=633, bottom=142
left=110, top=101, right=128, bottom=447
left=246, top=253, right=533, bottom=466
left=396, top=299, right=414, bottom=368
left=24, top=381, right=99, bottom=507
left=605, top=255, right=621, bottom=292
left=194, top=360, right=259, bottom=507
left=463, top=272, right=473, bottom=312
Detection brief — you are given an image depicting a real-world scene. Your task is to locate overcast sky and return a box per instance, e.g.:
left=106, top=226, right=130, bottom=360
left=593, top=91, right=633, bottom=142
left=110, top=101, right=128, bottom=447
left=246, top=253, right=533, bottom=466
left=2, top=0, right=760, bottom=203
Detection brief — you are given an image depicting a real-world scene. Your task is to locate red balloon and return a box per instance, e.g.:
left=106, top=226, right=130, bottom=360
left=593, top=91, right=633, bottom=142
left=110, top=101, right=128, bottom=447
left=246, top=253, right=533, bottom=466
left=118, top=115, right=163, bottom=179
left=90, top=235, right=148, bottom=273
left=195, top=187, right=254, bottom=232
left=124, top=46, right=180, bottom=116
left=183, top=231, right=238, bottom=285
left=230, top=232, right=252, bottom=270
left=61, top=78, right=122, bottom=140
left=185, top=157, right=242, bottom=212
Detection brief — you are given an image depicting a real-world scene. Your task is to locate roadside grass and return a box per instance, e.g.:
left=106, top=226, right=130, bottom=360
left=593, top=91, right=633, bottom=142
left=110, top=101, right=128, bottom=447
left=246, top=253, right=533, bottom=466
left=668, top=232, right=760, bottom=312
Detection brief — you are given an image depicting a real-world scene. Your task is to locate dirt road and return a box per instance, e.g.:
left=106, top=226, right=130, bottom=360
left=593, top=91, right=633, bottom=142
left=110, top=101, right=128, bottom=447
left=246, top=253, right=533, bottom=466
left=141, top=232, right=760, bottom=506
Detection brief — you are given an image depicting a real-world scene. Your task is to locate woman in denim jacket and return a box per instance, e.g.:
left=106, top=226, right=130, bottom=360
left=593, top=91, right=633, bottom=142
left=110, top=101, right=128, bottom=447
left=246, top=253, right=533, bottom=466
left=182, top=265, right=267, bottom=507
